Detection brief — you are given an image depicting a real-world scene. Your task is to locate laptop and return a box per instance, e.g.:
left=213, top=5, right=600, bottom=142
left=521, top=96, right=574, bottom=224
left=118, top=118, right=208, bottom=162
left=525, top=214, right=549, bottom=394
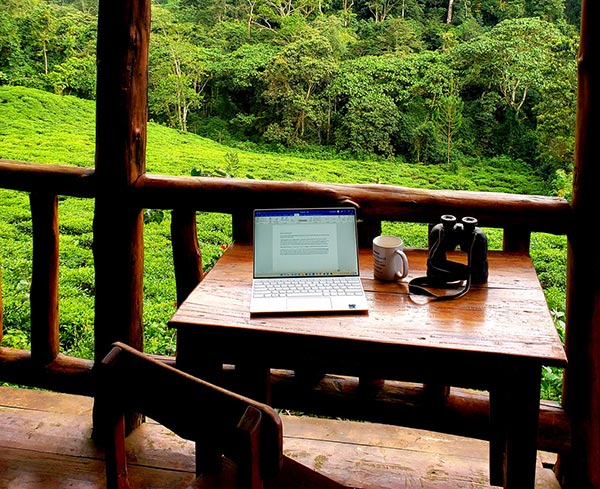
left=250, top=207, right=369, bottom=314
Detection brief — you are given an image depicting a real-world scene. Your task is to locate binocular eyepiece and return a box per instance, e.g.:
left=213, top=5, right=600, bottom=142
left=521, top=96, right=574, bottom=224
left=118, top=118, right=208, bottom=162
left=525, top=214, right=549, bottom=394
left=440, top=214, right=478, bottom=233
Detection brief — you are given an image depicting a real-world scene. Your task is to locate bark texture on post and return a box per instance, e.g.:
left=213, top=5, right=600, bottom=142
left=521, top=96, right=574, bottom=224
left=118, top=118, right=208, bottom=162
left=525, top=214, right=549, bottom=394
left=0, top=255, right=3, bottom=343
left=171, top=209, right=203, bottom=306
left=92, top=0, right=151, bottom=437
left=560, top=1, right=600, bottom=486
left=30, top=193, right=60, bottom=365
left=93, top=0, right=150, bottom=361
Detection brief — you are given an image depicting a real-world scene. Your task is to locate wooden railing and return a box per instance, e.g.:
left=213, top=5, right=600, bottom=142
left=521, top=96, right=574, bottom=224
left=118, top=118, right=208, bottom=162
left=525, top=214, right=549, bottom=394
left=0, top=161, right=96, bottom=395
left=0, top=158, right=572, bottom=453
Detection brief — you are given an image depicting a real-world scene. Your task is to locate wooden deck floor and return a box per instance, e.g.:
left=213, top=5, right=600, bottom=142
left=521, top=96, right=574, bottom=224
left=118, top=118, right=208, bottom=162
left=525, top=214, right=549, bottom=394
left=0, top=385, right=561, bottom=488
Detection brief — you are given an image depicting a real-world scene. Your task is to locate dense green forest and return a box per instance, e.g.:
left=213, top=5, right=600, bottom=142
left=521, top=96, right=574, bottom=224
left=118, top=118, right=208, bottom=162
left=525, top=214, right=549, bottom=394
left=0, top=0, right=580, bottom=191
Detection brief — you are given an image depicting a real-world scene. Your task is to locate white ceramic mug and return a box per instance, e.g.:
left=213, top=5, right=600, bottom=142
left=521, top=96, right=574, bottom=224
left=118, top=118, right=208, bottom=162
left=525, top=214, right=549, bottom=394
left=372, top=235, right=409, bottom=281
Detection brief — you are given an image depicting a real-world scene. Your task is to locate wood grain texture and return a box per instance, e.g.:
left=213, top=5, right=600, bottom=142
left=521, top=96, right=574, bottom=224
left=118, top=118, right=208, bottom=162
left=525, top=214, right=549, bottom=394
left=0, top=386, right=561, bottom=489
left=135, top=174, right=571, bottom=236
left=0, top=258, right=3, bottom=343
left=93, top=0, right=150, bottom=363
left=170, top=244, right=566, bottom=367
left=29, top=192, right=60, bottom=364
left=170, top=244, right=567, bottom=488
left=0, top=160, right=95, bottom=197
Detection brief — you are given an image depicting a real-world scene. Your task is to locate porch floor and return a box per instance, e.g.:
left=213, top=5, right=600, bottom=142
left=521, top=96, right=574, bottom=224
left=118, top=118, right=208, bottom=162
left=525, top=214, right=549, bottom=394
left=0, top=385, right=560, bottom=488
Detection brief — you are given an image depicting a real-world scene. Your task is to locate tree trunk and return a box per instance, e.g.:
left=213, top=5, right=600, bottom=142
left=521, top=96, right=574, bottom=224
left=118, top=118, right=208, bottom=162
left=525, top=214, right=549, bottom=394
left=446, top=0, right=454, bottom=24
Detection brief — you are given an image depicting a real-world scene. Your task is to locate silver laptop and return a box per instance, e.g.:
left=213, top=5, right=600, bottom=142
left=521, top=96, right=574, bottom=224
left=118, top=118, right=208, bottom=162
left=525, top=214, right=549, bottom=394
left=250, top=207, right=369, bottom=314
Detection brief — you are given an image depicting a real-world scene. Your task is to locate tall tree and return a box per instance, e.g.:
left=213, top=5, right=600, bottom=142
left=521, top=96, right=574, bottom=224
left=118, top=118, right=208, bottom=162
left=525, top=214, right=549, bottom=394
left=262, top=34, right=338, bottom=144
left=149, top=34, right=213, bottom=131
left=452, top=17, right=565, bottom=118
left=148, top=6, right=217, bottom=131
left=366, top=0, right=401, bottom=22
left=432, top=79, right=463, bottom=166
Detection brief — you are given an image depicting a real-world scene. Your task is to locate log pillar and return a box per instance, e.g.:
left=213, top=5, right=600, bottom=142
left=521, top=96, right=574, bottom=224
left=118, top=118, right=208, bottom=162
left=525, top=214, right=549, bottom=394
left=93, top=0, right=150, bottom=359
left=30, top=193, right=60, bottom=365
left=171, top=209, right=203, bottom=306
left=92, top=0, right=150, bottom=435
left=0, top=254, right=3, bottom=343
left=559, top=1, right=600, bottom=486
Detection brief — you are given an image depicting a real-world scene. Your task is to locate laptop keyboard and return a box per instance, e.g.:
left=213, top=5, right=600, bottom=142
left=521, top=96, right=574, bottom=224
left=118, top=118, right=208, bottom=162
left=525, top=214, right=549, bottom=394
left=253, top=277, right=364, bottom=298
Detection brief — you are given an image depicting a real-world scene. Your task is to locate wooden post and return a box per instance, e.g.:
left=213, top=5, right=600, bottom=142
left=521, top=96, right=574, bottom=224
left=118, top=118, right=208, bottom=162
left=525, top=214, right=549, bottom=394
left=0, top=253, right=3, bottom=343
left=502, top=226, right=530, bottom=253
left=29, top=193, right=60, bottom=364
left=559, top=1, right=600, bottom=486
left=93, top=0, right=150, bottom=359
left=93, top=0, right=150, bottom=434
left=171, top=209, right=203, bottom=306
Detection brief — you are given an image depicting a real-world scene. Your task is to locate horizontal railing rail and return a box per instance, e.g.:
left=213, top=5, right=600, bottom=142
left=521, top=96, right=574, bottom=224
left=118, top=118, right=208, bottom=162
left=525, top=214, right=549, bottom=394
left=135, top=173, right=571, bottom=232
left=0, top=160, right=96, bottom=197
left=0, top=161, right=571, bottom=235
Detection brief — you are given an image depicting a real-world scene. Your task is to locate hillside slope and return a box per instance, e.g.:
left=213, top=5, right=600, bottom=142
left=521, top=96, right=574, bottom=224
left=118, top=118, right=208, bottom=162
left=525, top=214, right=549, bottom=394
left=0, top=86, right=548, bottom=194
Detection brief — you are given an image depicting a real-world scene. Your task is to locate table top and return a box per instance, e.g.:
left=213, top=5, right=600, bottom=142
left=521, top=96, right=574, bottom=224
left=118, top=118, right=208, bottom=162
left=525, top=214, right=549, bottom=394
left=169, top=243, right=567, bottom=368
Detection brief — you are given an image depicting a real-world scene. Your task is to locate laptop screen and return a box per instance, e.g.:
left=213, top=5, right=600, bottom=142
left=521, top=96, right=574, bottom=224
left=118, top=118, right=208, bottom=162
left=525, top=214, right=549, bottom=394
left=253, top=208, right=360, bottom=278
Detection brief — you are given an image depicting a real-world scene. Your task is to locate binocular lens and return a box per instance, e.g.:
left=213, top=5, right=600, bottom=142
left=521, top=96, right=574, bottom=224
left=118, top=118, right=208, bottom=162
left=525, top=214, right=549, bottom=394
left=461, top=216, right=478, bottom=231
left=438, top=215, right=479, bottom=232
left=441, top=215, right=457, bottom=229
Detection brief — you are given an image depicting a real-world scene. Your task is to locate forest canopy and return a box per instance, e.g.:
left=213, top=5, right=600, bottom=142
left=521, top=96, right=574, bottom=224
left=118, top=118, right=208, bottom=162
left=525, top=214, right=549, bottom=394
left=0, top=0, right=580, bottom=178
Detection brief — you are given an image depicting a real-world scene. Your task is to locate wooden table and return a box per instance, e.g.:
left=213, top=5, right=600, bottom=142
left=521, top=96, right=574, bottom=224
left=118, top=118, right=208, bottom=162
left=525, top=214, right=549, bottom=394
left=169, top=243, right=567, bottom=489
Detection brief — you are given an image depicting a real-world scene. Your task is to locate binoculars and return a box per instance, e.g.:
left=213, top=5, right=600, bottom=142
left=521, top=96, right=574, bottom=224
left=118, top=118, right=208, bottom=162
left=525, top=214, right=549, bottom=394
left=426, top=215, right=488, bottom=284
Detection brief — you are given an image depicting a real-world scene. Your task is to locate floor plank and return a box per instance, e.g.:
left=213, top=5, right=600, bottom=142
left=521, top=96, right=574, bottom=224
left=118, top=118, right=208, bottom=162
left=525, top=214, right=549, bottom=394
left=0, top=386, right=561, bottom=488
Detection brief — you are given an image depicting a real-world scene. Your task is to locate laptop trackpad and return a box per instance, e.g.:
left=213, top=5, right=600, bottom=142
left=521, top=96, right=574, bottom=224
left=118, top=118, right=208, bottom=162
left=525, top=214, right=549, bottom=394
left=287, top=297, right=332, bottom=311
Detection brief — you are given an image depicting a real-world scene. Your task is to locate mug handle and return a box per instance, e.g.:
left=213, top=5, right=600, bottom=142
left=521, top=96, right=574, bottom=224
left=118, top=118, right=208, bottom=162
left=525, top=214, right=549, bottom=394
left=394, top=249, right=409, bottom=279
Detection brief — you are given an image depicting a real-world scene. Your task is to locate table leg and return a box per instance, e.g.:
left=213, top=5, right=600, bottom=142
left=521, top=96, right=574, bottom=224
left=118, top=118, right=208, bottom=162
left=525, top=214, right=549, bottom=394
left=489, top=366, right=542, bottom=488
left=489, top=382, right=508, bottom=486
left=176, top=332, right=223, bottom=384
left=195, top=442, right=223, bottom=479
left=235, top=362, right=271, bottom=404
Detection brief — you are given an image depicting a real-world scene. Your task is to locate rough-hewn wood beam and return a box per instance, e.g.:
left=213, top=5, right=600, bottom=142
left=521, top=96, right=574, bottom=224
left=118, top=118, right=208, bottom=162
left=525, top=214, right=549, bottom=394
left=135, top=174, right=571, bottom=235
left=560, top=0, right=600, bottom=486
left=0, top=348, right=94, bottom=396
left=0, top=160, right=95, bottom=197
left=93, top=0, right=150, bottom=360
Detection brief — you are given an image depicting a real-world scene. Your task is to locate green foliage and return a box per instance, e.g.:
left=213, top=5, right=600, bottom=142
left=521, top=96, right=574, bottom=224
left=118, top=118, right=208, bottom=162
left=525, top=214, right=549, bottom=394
left=551, top=169, right=573, bottom=202
left=47, top=54, right=96, bottom=98
left=530, top=232, right=567, bottom=312
left=0, top=0, right=577, bottom=405
left=541, top=365, right=563, bottom=402
left=0, top=86, right=96, bottom=165
left=261, top=34, right=338, bottom=145
left=0, top=0, right=97, bottom=94
left=1, top=0, right=580, bottom=174
left=450, top=17, right=577, bottom=167
left=340, top=90, right=400, bottom=157
left=149, top=33, right=217, bottom=131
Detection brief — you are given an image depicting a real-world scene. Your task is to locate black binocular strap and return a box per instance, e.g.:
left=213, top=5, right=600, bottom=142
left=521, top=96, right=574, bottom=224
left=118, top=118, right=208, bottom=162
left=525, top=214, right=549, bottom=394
left=408, top=235, right=476, bottom=301
left=408, top=273, right=472, bottom=301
